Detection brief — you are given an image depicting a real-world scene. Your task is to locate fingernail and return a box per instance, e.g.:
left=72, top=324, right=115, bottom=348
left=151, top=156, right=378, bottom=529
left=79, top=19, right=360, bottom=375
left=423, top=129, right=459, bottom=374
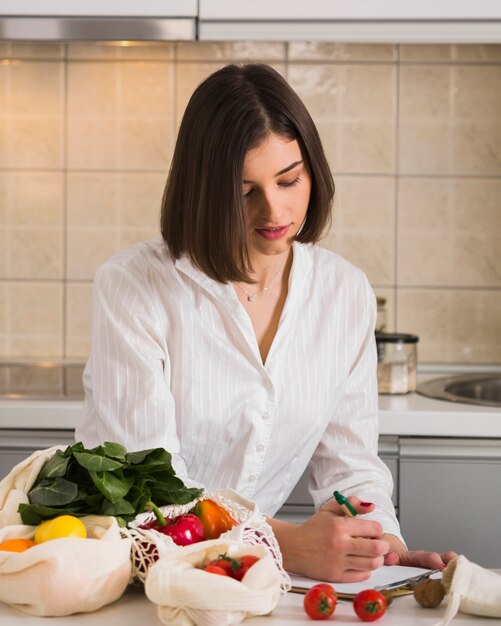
left=360, top=501, right=373, bottom=507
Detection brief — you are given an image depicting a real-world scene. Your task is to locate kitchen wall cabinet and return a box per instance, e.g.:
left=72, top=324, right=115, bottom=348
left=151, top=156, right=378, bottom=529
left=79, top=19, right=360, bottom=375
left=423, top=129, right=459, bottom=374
left=198, top=0, right=501, bottom=43
left=399, top=438, right=501, bottom=568
left=0, top=1, right=197, bottom=41
left=0, top=1, right=197, bottom=16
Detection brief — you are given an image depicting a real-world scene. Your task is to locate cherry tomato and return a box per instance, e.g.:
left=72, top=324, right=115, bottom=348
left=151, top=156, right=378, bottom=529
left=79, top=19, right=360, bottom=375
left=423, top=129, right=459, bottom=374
left=208, top=556, right=234, bottom=576
left=353, top=589, right=387, bottom=622
left=207, top=553, right=260, bottom=581
left=310, top=583, right=337, bottom=599
left=304, top=586, right=337, bottom=620
left=202, top=564, right=230, bottom=576
left=231, top=555, right=260, bottom=581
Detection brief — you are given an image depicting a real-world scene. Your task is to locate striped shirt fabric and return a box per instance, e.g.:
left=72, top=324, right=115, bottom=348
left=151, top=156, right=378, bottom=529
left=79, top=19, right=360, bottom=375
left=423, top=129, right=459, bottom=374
left=76, top=237, right=402, bottom=540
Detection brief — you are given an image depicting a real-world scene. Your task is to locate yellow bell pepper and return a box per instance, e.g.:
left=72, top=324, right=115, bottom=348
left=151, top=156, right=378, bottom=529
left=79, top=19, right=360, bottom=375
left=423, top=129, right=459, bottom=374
left=34, top=514, right=87, bottom=543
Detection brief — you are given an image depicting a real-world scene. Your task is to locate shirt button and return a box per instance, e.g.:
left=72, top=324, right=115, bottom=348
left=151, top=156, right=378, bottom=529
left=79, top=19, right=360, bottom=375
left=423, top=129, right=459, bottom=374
left=264, top=380, right=273, bottom=391
left=261, top=412, right=269, bottom=420
left=248, top=474, right=256, bottom=482
left=256, top=444, right=265, bottom=452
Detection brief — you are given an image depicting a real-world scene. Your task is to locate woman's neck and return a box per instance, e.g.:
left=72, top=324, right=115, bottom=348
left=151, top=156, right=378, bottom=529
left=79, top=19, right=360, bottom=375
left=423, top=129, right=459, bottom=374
left=244, top=248, right=293, bottom=289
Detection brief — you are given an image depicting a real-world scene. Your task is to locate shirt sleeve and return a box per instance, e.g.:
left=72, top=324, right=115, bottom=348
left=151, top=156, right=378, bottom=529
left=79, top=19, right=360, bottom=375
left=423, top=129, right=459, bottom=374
left=307, top=274, right=404, bottom=543
left=75, top=260, right=202, bottom=489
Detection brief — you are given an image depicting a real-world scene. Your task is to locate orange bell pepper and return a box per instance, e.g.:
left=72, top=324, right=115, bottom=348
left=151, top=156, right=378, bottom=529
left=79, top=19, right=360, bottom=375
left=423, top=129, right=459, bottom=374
left=193, top=499, right=237, bottom=539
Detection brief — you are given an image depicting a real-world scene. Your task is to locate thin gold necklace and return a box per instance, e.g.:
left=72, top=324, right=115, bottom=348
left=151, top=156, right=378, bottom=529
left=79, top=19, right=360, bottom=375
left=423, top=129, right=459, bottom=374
left=235, top=267, right=282, bottom=302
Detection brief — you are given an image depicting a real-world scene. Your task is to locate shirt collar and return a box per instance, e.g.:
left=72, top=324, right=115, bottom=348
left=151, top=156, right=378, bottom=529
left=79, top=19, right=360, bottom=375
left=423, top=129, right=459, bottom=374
left=174, top=241, right=313, bottom=310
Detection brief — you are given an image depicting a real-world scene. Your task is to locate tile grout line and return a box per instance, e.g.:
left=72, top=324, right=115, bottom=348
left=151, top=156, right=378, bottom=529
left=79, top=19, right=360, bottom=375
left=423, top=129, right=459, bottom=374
left=393, top=45, right=401, bottom=332
left=62, top=43, right=69, bottom=359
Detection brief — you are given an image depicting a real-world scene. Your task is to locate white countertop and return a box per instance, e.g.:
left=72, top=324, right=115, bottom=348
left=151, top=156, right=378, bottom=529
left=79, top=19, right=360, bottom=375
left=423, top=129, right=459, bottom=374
left=0, top=583, right=493, bottom=626
left=1, top=369, right=500, bottom=438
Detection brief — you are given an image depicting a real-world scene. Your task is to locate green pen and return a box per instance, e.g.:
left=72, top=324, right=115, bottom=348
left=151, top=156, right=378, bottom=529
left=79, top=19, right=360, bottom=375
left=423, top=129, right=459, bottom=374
left=333, top=490, right=357, bottom=517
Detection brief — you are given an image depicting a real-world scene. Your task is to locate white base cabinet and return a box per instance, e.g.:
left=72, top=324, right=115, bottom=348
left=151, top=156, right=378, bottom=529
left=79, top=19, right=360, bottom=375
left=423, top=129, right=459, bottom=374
left=0, top=429, right=74, bottom=479
left=399, top=438, right=501, bottom=568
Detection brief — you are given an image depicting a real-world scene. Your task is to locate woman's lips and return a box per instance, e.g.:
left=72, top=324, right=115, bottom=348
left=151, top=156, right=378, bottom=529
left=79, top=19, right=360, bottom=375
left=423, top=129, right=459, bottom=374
left=255, top=225, right=290, bottom=240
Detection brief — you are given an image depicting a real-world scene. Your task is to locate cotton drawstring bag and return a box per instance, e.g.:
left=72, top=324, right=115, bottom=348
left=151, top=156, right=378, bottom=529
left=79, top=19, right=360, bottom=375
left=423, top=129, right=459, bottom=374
left=0, top=515, right=132, bottom=616
left=145, top=539, right=282, bottom=626
left=434, top=555, right=501, bottom=626
left=0, top=448, right=134, bottom=616
left=0, top=445, right=65, bottom=527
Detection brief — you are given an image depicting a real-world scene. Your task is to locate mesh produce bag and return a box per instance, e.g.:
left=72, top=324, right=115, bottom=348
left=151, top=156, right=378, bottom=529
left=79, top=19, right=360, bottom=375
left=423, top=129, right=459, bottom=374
left=123, top=488, right=291, bottom=593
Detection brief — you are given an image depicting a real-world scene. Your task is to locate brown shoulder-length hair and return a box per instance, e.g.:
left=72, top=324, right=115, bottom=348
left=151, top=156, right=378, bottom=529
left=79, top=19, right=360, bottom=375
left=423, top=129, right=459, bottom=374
left=161, top=63, right=334, bottom=283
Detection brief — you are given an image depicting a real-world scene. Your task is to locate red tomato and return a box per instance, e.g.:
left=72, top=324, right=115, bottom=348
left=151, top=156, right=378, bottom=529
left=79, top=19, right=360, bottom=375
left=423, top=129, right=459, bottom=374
left=202, top=564, right=230, bottom=576
left=232, top=555, right=260, bottom=581
left=209, top=554, right=260, bottom=581
left=310, top=583, right=337, bottom=599
left=208, top=557, right=234, bottom=576
left=303, top=586, right=337, bottom=620
left=353, top=589, right=387, bottom=622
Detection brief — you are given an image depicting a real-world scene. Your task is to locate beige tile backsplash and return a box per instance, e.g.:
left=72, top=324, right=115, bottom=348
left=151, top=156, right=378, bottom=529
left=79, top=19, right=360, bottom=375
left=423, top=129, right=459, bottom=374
left=0, top=41, right=500, bottom=364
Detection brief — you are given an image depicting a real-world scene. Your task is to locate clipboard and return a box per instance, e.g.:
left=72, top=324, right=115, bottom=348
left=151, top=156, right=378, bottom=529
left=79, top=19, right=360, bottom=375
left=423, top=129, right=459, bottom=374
left=288, top=566, right=440, bottom=599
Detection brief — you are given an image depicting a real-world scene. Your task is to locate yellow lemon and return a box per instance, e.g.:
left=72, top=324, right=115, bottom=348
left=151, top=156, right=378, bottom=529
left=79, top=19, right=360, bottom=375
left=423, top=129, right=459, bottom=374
left=34, top=514, right=87, bottom=543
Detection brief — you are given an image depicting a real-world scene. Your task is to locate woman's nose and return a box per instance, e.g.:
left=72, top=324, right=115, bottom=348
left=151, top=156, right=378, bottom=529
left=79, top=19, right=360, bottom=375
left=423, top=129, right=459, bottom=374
left=258, top=188, right=283, bottom=221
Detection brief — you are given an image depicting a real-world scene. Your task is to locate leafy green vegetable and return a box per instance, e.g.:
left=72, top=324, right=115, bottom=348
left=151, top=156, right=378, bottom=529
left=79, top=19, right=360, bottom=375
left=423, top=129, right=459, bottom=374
left=18, top=442, right=203, bottom=526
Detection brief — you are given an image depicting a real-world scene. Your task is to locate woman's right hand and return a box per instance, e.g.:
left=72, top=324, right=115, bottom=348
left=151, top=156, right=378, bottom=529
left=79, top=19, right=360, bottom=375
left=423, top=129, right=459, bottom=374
left=268, top=497, right=389, bottom=582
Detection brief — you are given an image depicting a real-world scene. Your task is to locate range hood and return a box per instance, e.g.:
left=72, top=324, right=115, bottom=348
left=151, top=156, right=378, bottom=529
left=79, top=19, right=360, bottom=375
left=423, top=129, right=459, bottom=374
left=0, top=0, right=197, bottom=41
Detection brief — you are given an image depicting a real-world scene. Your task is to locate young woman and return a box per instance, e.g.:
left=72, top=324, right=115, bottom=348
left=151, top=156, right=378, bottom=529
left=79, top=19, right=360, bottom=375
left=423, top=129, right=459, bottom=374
left=76, top=64, right=455, bottom=581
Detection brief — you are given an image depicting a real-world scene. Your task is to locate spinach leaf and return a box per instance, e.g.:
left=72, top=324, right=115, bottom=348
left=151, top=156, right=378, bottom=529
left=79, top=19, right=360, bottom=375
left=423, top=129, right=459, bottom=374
left=89, top=470, right=134, bottom=503
left=18, top=441, right=203, bottom=525
left=36, top=450, right=70, bottom=480
left=73, top=451, right=124, bottom=472
left=28, top=477, right=79, bottom=507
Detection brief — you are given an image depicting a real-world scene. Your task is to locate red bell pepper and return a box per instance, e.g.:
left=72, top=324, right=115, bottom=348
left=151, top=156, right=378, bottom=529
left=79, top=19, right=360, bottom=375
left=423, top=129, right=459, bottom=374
left=140, top=501, right=205, bottom=546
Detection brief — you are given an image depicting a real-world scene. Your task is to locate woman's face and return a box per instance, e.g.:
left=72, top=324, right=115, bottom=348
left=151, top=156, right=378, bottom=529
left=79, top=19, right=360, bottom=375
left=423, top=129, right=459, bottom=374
left=242, top=132, right=311, bottom=259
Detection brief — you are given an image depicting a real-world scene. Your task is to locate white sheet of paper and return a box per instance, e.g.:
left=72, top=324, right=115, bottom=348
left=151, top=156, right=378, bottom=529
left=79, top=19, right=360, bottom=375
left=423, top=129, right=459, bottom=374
left=289, top=565, right=437, bottom=595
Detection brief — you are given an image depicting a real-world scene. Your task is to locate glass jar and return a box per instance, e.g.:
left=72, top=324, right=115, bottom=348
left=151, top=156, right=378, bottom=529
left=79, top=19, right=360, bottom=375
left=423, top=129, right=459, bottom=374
left=375, top=332, right=419, bottom=394
left=376, top=297, right=387, bottom=332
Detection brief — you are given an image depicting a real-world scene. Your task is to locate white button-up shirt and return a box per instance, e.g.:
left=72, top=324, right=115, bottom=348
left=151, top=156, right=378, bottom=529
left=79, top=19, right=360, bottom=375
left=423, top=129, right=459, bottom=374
left=76, top=238, right=402, bottom=539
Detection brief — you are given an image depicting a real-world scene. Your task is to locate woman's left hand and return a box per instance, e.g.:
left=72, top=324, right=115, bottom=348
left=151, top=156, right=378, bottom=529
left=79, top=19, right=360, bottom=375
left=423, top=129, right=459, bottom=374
left=383, top=534, right=458, bottom=570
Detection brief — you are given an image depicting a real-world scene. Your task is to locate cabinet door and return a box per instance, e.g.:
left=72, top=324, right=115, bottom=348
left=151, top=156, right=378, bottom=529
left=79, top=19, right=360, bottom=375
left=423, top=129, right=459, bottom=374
left=199, top=1, right=501, bottom=20
left=278, top=436, right=398, bottom=519
left=399, top=438, right=501, bottom=568
left=199, top=0, right=501, bottom=42
left=0, top=429, right=74, bottom=479
left=1, top=1, right=197, bottom=17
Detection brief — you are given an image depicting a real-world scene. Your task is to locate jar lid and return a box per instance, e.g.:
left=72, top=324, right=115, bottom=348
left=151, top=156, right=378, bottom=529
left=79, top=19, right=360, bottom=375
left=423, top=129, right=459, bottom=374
left=375, top=331, right=419, bottom=344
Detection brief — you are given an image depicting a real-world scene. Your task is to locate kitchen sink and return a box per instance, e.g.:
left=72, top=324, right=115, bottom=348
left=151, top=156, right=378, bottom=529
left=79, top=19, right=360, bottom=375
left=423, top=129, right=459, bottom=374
left=417, top=373, right=501, bottom=408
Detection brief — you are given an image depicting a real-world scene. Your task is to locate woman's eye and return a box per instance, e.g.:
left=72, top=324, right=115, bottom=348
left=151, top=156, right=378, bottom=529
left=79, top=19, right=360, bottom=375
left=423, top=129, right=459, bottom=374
left=280, top=177, right=301, bottom=188
left=243, top=188, right=254, bottom=198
